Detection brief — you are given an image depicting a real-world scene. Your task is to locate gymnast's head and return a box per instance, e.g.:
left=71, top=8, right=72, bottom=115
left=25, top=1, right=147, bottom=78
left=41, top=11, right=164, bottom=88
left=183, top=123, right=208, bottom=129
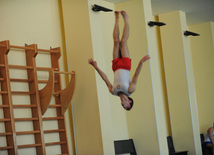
left=121, top=97, right=134, bottom=111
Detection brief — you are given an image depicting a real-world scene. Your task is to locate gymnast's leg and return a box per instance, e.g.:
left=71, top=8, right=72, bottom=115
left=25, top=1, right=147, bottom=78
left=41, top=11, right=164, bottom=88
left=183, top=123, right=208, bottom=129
left=120, top=11, right=130, bottom=58
left=113, top=11, right=120, bottom=60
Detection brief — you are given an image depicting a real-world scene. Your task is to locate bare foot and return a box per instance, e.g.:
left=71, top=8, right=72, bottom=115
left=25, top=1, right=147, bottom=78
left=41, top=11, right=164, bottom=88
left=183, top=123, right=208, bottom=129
left=121, top=11, right=129, bottom=21
left=114, top=11, right=120, bottom=19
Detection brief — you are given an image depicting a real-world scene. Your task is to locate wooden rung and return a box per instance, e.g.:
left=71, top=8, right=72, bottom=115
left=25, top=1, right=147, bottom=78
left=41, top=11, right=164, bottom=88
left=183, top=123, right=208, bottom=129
left=49, top=104, right=61, bottom=108
left=10, top=45, right=34, bottom=51
left=38, top=80, right=58, bottom=83
left=10, top=78, right=33, bottom=83
left=0, top=64, right=5, bottom=67
left=38, top=80, right=48, bottom=83
left=36, top=67, right=58, bottom=71
left=38, top=48, right=60, bottom=54
left=16, top=130, right=40, bottom=135
left=45, top=141, right=66, bottom=146
left=8, top=65, right=33, bottom=69
left=13, top=104, right=37, bottom=108
left=42, top=117, right=64, bottom=121
left=0, top=146, right=14, bottom=150
left=0, top=78, right=4, bottom=81
left=54, top=71, right=75, bottom=75
left=14, top=118, right=39, bottom=121
left=11, top=91, right=35, bottom=95
left=18, top=143, right=42, bottom=148
left=0, top=118, right=10, bottom=122
left=44, top=129, right=65, bottom=134
left=0, top=91, right=8, bottom=94
left=0, top=105, right=10, bottom=108
left=0, top=132, right=12, bottom=136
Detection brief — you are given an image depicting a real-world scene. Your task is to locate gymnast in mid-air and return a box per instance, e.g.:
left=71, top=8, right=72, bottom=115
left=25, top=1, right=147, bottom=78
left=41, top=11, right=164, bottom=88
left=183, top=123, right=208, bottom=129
left=88, top=10, right=150, bottom=110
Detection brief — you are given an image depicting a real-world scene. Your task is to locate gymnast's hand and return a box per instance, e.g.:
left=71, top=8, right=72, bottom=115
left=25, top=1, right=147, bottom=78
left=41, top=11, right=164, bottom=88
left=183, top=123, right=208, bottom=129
left=88, top=58, right=98, bottom=69
left=140, top=55, right=150, bottom=64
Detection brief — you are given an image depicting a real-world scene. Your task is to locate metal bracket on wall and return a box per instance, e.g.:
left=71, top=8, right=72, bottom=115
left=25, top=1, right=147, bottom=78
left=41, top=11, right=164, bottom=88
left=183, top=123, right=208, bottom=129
left=184, top=30, right=200, bottom=36
left=92, top=4, right=113, bottom=12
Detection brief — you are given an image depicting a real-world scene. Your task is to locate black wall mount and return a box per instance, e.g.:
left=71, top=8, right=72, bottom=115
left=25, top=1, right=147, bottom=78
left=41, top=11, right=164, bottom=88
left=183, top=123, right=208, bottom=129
left=92, top=4, right=113, bottom=12
left=184, top=30, right=200, bottom=36
left=148, top=21, right=166, bottom=27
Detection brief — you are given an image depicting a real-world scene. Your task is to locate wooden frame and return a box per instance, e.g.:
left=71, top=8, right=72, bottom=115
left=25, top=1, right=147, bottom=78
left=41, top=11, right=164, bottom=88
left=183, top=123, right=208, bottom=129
left=0, top=40, right=75, bottom=155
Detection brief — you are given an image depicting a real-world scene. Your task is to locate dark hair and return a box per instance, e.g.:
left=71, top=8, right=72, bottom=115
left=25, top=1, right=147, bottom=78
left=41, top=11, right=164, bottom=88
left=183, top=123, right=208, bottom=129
left=126, top=97, right=134, bottom=111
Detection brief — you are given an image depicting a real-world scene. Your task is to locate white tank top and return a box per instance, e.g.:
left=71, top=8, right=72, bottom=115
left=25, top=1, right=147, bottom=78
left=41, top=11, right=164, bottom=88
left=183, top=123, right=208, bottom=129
left=204, top=130, right=214, bottom=142
left=112, top=69, right=132, bottom=96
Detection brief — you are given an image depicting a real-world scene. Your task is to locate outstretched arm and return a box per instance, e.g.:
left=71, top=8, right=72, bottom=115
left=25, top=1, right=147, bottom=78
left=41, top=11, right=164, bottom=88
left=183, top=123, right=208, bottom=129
left=128, top=55, right=150, bottom=93
left=88, top=58, right=113, bottom=94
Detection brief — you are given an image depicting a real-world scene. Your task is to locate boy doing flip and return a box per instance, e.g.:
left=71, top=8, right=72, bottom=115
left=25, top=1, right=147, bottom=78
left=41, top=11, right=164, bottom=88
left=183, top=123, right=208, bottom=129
left=88, top=11, right=150, bottom=110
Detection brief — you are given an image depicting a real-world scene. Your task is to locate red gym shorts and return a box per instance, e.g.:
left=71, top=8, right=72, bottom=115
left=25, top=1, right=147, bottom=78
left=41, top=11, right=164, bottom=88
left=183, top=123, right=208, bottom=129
left=112, top=57, right=131, bottom=72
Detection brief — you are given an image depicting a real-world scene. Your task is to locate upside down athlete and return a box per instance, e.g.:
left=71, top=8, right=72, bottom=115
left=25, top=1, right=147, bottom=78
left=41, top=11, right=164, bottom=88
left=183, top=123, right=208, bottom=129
left=88, top=11, right=150, bottom=110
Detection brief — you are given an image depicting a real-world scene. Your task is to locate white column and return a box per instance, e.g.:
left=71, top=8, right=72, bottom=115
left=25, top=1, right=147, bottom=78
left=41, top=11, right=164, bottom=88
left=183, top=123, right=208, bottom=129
left=159, top=11, right=201, bottom=155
